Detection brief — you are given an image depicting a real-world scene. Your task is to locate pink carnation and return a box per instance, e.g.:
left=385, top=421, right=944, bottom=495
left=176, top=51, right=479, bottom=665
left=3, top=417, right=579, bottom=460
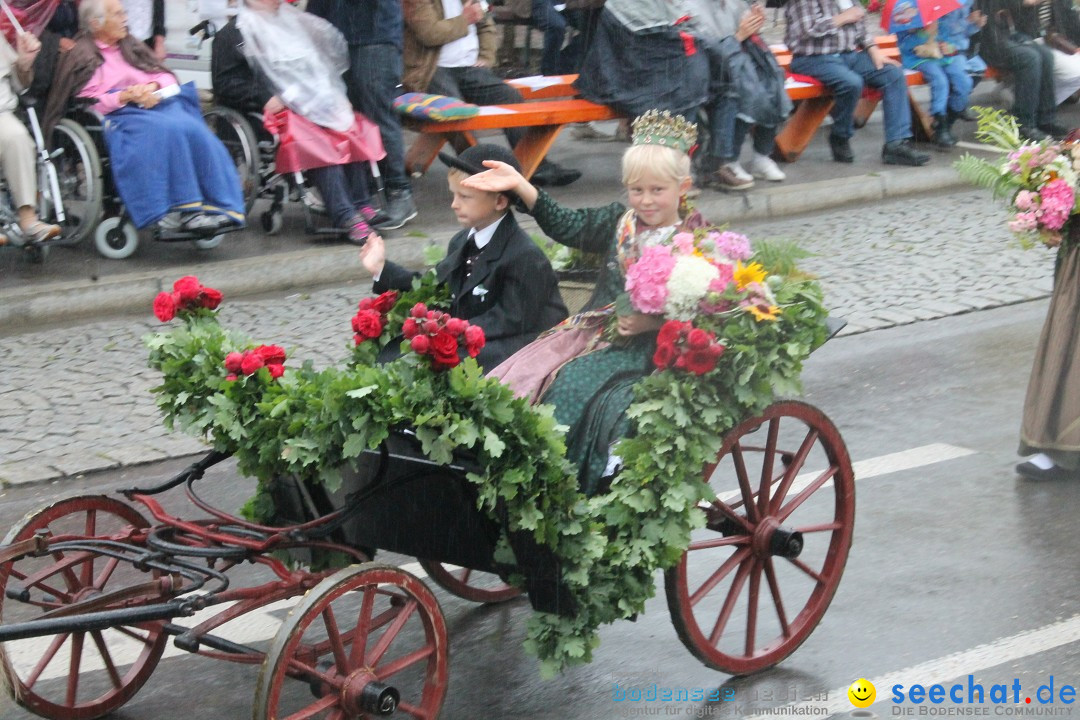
left=1038, top=178, right=1075, bottom=231
left=1014, top=190, right=1037, bottom=211
left=710, top=231, right=752, bottom=262
left=1009, top=211, right=1039, bottom=233
left=625, top=244, right=677, bottom=314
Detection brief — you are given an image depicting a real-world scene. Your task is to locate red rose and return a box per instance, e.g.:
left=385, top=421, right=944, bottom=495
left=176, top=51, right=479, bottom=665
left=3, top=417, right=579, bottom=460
left=256, top=344, right=287, bottom=365
left=402, top=318, right=419, bottom=339
left=153, top=292, right=177, bottom=322
left=173, top=276, right=202, bottom=303
left=410, top=303, right=427, bottom=319
left=464, top=324, right=485, bottom=357
left=224, top=352, right=244, bottom=373
left=687, top=328, right=711, bottom=350
left=200, top=287, right=223, bottom=310
left=653, top=342, right=675, bottom=369
left=351, top=310, right=383, bottom=340
left=445, top=317, right=467, bottom=336
left=657, top=320, right=684, bottom=346
left=431, top=331, right=459, bottom=366
left=426, top=310, right=438, bottom=320
left=357, top=297, right=374, bottom=312
left=683, top=348, right=719, bottom=376
left=372, top=290, right=398, bottom=314
left=410, top=334, right=431, bottom=354
left=267, top=363, right=285, bottom=379
left=240, top=351, right=265, bottom=375
left=225, top=374, right=238, bottom=382
left=423, top=319, right=440, bottom=335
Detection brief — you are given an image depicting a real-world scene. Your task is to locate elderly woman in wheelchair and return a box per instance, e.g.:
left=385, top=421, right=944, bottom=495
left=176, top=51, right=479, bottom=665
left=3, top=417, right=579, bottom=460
left=43, top=0, right=244, bottom=240
left=0, top=30, right=61, bottom=248
left=209, top=0, right=386, bottom=245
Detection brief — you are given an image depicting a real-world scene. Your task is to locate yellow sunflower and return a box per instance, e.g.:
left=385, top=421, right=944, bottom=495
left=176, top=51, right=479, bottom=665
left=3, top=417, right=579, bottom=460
left=734, top=261, right=767, bottom=290
left=746, top=304, right=781, bottom=322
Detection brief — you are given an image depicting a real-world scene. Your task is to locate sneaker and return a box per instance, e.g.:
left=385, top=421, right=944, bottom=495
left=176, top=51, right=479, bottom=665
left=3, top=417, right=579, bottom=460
left=746, top=153, right=786, bottom=182
left=359, top=204, right=391, bottom=228
left=158, top=211, right=182, bottom=230
left=572, top=122, right=615, bottom=141
left=710, top=164, right=754, bottom=191
left=881, top=139, right=931, bottom=166
left=348, top=215, right=371, bottom=246
left=829, top=134, right=854, bottom=163
left=378, top=188, right=418, bottom=230
left=181, top=213, right=220, bottom=231
left=1016, top=461, right=1080, bottom=481
left=531, top=160, right=582, bottom=187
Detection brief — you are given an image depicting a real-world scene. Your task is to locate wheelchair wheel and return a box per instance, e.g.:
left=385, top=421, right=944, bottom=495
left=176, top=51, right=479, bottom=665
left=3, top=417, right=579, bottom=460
left=192, top=233, right=223, bottom=250
left=94, top=216, right=139, bottom=259
left=47, top=118, right=104, bottom=246
left=203, top=105, right=260, bottom=214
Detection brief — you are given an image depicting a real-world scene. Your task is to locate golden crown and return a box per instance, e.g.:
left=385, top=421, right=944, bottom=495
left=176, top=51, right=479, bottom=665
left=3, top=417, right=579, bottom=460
left=631, top=109, right=698, bottom=153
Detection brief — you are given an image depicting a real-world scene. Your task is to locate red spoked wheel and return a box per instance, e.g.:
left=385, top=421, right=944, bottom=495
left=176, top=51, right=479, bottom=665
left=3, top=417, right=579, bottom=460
left=0, top=495, right=168, bottom=719
left=253, top=563, right=449, bottom=720
left=664, top=401, right=855, bottom=675
left=416, top=560, right=522, bottom=604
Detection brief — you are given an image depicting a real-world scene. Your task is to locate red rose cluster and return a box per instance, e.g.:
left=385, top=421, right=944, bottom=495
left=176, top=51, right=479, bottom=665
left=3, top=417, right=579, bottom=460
left=402, top=303, right=485, bottom=371
left=351, top=290, right=399, bottom=345
left=154, top=276, right=223, bottom=322
left=224, top=344, right=287, bottom=381
left=653, top=320, right=725, bottom=376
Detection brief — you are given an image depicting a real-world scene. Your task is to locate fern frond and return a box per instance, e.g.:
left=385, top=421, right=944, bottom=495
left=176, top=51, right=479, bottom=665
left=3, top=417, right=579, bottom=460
left=955, top=153, right=1018, bottom=200
left=751, top=238, right=816, bottom=277
left=970, top=106, right=1023, bottom=150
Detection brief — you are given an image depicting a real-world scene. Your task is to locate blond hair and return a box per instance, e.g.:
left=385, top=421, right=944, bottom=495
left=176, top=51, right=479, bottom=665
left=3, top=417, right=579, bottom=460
left=621, top=144, right=691, bottom=187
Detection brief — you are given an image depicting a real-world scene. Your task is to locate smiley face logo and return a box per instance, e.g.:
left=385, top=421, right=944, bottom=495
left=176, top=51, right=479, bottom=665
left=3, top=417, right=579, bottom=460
left=848, top=679, right=876, bottom=708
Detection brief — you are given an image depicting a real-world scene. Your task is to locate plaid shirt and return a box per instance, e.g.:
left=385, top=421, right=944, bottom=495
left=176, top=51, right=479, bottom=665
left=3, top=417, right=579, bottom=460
left=784, top=0, right=870, bottom=56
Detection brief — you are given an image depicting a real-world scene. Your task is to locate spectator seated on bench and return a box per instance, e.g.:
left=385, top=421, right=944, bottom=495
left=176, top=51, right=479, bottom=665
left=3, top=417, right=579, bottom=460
left=402, top=0, right=581, bottom=187
left=785, top=0, right=930, bottom=166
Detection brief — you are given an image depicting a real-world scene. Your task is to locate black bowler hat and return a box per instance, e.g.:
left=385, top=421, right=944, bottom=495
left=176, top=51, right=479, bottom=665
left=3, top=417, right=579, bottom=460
left=438, top=143, right=521, bottom=176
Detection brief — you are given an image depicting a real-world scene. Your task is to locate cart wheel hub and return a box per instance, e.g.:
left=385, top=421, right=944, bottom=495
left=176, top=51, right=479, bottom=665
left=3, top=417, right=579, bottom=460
left=341, top=669, right=399, bottom=716
left=751, top=517, right=803, bottom=559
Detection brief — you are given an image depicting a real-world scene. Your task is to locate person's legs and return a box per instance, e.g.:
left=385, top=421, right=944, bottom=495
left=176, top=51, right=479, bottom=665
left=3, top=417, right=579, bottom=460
left=307, top=165, right=361, bottom=229
left=348, top=44, right=409, bottom=193
left=918, top=60, right=950, bottom=116
left=531, top=0, right=567, bottom=75
left=0, top=112, right=57, bottom=241
left=745, top=123, right=785, bottom=181
left=943, top=57, right=974, bottom=114
left=851, top=50, right=912, bottom=144
left=1003, top=42, right=1046, bottom=130
left=791, top=52, right=864, bottom=140
left=448, top=66, right=528, bottom=148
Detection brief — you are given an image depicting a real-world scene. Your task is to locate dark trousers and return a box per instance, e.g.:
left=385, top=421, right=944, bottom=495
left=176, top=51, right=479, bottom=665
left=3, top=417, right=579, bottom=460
left=347, top=43, right=410, bottom=192
left=531, top=0, right=567, bottom=75
left=999, top=40, right=1056, bottom=129
left=428, top=66, right=526, bottom=148
left=790, top=50, right=912, bottom=144
left=307, top=163, right=371, bottom=229
left=708, top=95, right=778, bottom=161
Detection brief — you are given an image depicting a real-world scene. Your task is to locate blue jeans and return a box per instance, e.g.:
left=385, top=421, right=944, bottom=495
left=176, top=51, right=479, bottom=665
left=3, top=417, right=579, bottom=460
left=917, top=58, right=973, bottom=116
left=790, top=50, right=912, bottom=144
left=347, top=43, right=409, bottom=192
left=307, top=163, right=370, bottom=229
left=708, top=95, right=778, bottom=161
left=531, top=0, right=567, bottom=75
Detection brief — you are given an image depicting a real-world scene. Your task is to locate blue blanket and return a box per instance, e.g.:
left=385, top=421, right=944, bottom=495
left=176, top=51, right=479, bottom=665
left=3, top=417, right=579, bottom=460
left=102, top=83, right=244, bottom=229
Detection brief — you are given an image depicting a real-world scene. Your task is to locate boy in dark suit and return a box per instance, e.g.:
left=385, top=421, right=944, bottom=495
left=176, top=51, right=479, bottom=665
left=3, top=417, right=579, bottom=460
left=359, top=144, right=568, bottom=368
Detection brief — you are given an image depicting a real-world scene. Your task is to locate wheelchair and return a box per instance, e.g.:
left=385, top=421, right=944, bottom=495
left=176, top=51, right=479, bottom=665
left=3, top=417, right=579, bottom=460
left=202, top=104, right=385, bottom=239
left=0, top=96, right=101, bottom=263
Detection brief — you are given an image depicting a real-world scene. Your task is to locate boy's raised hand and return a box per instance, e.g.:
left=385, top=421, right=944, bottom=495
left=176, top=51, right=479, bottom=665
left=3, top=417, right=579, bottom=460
left=359, top=232, right=386, bottom=278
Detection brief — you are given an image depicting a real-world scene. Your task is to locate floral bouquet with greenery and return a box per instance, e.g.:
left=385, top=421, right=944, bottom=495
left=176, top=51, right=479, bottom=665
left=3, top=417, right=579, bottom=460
left=145, top=241, right=829, bottom=676
left=956, top=107, right=1080, bottom=248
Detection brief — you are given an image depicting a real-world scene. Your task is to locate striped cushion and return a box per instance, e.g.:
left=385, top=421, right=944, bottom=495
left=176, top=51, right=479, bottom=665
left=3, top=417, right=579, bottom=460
left=393, top=92, right=481, bottom=121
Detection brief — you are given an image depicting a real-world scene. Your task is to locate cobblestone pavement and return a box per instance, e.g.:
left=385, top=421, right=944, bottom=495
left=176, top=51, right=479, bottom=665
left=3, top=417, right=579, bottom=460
left=0, top=189, right=1054, bottom=486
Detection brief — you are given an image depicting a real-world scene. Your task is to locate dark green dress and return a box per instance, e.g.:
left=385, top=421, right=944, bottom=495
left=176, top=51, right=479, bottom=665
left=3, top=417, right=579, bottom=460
left=529, top=191, right=696, bottom=494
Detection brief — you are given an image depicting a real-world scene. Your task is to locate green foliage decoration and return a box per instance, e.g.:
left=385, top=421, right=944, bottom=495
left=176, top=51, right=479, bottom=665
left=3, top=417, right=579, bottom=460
left=145, top=251, right=828, bottom=676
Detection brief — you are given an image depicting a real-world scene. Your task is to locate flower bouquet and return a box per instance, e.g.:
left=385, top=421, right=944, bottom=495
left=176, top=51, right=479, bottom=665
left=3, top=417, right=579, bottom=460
left=956, top=107, right=1080, bottom=248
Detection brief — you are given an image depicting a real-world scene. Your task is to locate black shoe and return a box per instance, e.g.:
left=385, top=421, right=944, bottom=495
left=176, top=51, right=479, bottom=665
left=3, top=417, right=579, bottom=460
left=828, top=134, right=854, bottom=163
left=1019, top=125, right=1050, bottom=142
left=956, top=107, right=979, bottom=122
left=377, top=188, right=418, bottom=230
left=1016, top=461, right=1080, bottom=481
left=882, top=139, right=931, bottom=166
left=1038, top=122, right=1070, bottom=139
left=932, top=114, right=957, bottom=148
left=531, top=161, right=582, bottom=187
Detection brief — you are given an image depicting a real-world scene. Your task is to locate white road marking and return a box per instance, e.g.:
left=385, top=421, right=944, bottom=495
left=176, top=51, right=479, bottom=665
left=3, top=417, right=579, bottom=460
left=746, top=614, right=1080, bottom=718
left=719, top=443, right=975, bottom=503
left=954, top=140, right=1003, bottom=153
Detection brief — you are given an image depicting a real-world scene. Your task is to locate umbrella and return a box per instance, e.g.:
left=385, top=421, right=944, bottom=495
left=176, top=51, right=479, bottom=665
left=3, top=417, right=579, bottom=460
left=880, top=0, right=961, bottom=32
left=0, top=0, right=61, bottom=45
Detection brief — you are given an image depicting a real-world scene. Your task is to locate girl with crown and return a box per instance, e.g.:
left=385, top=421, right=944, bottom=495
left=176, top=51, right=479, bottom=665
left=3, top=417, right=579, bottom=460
left=464, top=110, right=711, bottom=495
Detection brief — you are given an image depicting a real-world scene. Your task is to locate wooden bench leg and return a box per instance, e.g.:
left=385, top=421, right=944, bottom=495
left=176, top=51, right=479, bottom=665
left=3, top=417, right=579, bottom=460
left=512, top=125, right=563, bottom=179
left=908, top=89, right=934, bottom=142
left=405, top=131, right=477, bottom=176
left=853, top=97, right=879, bottom=129
left=774, top=97, right=835, bottom=163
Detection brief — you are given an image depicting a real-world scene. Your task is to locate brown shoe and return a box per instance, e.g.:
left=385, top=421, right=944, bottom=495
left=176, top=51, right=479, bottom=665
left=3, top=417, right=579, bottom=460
left=709, top=164, right=754, bottom=191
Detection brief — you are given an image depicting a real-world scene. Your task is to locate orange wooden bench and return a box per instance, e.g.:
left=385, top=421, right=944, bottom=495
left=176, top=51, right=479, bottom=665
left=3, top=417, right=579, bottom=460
left=403, top=98, right=622, bottom=179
